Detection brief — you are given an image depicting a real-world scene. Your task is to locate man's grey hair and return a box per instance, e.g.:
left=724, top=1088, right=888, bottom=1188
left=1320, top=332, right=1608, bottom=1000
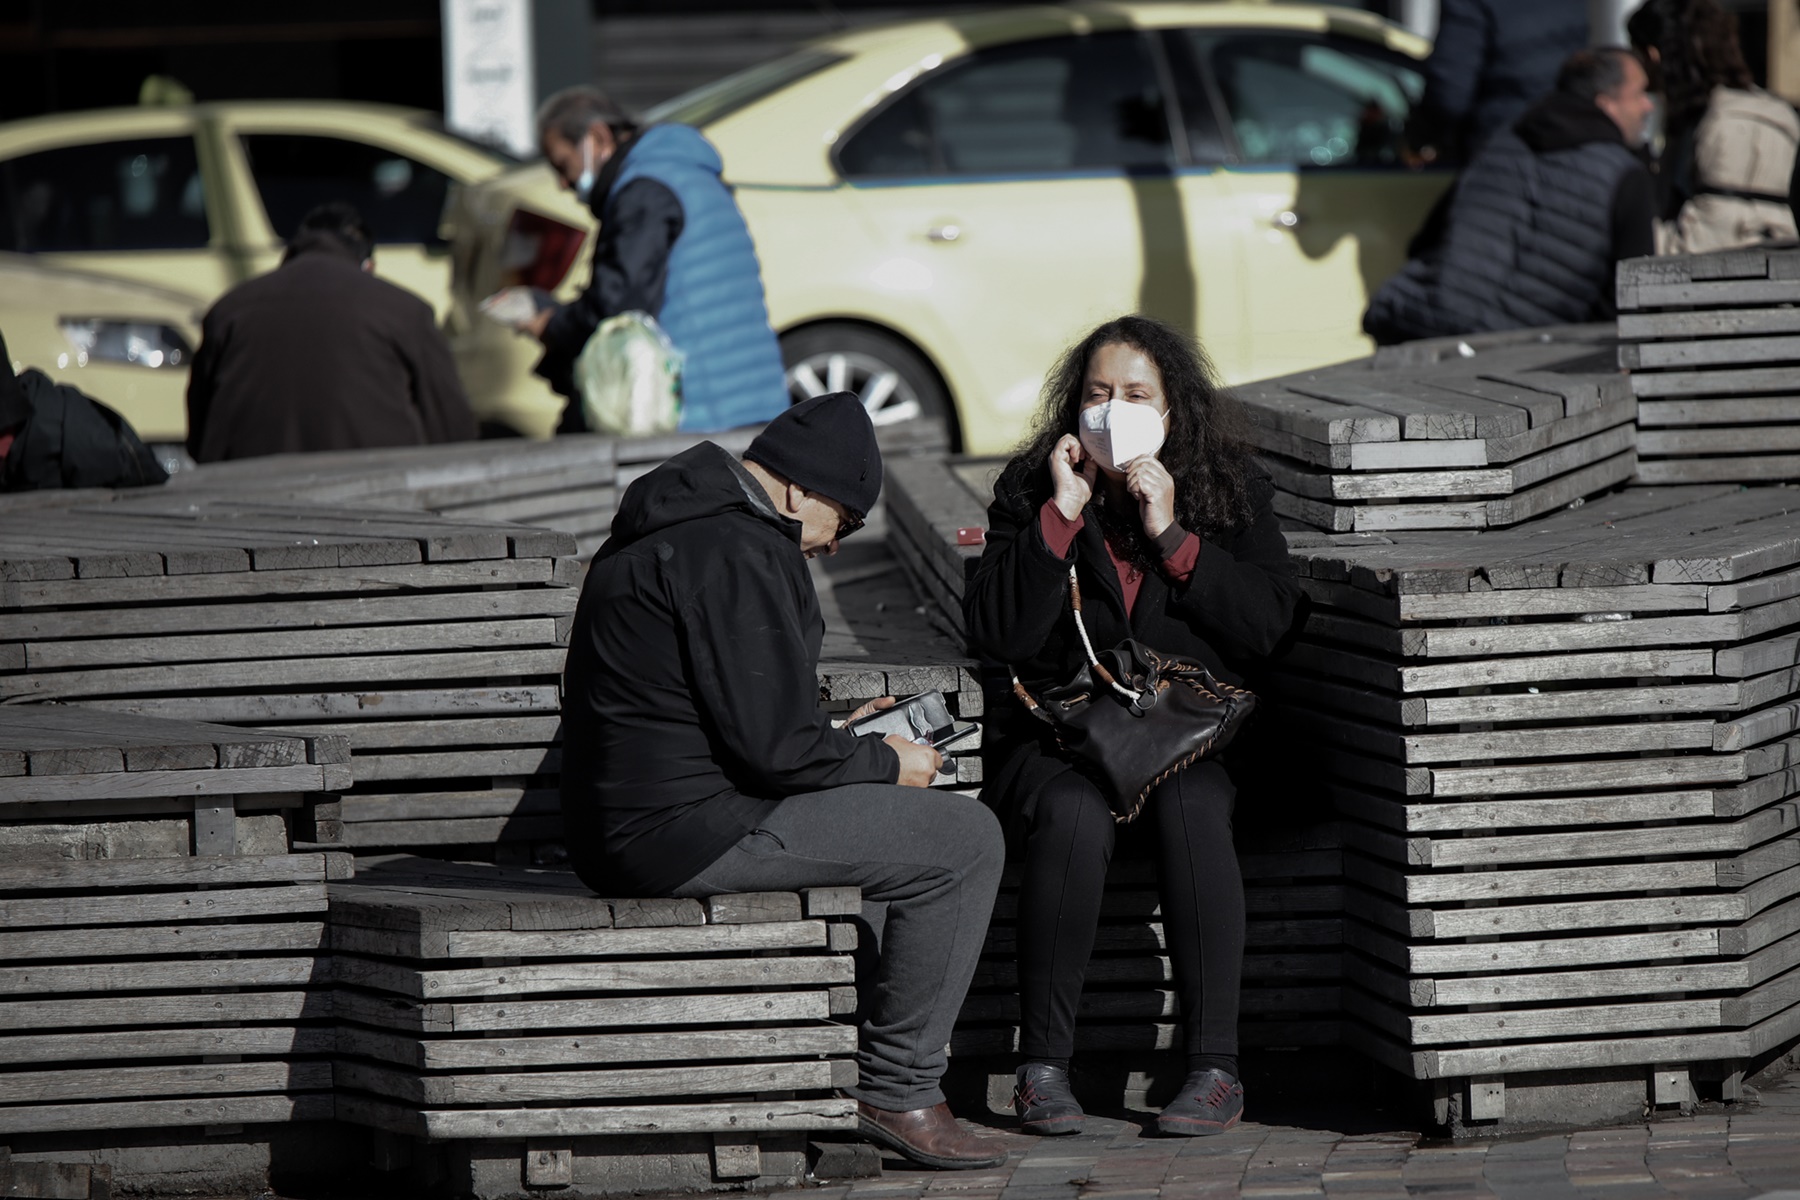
left=535, top=86, right=637, bottom=145
left=1556, top=47, right=1644, bottom=103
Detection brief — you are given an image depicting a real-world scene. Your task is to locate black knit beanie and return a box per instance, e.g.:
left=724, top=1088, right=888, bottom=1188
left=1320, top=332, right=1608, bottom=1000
left=743, top=392, right=882, bottom=516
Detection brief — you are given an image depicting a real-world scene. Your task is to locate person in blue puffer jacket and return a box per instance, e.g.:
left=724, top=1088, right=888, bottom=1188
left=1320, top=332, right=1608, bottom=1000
left=525, top=87, right=790, bottom=433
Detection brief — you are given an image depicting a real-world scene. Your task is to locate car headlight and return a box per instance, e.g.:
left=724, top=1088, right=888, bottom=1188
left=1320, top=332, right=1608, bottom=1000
left=57, top=318, right=193, bottom=370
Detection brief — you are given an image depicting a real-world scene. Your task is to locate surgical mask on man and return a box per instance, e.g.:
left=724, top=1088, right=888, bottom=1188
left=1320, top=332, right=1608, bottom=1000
left=1078, top=400, right=1168, bottom=472
left=574, top=138, right=597, bottom=204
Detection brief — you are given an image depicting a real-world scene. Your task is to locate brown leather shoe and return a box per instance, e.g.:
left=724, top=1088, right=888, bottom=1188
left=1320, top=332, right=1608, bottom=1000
left=856, top=1100, right=1009, bottom=1170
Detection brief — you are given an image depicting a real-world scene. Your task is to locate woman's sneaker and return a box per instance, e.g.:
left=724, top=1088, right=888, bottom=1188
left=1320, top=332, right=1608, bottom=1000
left=1157, top=1068, right=1244, bottom=1136
left=1013, top=1062, right=1085, bottom=1135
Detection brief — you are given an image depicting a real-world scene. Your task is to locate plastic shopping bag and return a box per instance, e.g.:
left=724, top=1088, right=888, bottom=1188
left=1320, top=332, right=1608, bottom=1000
left=575, top=311, right=684, bottom=436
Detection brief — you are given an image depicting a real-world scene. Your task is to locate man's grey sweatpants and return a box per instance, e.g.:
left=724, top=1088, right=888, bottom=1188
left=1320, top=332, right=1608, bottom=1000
left=672, top=785, right=1004, bottom=1112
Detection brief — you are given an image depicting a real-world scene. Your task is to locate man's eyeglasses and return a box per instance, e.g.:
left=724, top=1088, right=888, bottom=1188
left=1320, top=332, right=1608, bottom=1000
left=835, top=509, right=866, bottom=541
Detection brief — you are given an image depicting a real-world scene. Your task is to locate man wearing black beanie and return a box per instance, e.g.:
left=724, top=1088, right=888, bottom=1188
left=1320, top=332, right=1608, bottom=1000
left=560, top=393, right=1007, bottom=1169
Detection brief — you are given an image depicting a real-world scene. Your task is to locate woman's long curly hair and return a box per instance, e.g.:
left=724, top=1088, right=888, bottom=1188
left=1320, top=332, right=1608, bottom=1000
left=1002, top=316, right=1258, bottom=570
left=1628, top=0, right=1754, bottom=139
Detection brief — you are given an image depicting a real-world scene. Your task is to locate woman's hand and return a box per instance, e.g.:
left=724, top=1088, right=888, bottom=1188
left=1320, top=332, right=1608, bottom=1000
left=1050, top=434, right=1097, bottom=521
left=1125, top=456, right=1177, bottom=539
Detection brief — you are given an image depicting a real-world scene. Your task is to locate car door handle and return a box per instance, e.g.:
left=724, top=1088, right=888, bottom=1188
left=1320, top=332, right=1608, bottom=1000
left=926, top=224, right=962, bottom=242
left=1271, top=210, right=1301, bottom=230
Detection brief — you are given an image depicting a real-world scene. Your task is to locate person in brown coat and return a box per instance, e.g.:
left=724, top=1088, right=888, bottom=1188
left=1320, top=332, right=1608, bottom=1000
left=185, top=202, right=476, bottom=462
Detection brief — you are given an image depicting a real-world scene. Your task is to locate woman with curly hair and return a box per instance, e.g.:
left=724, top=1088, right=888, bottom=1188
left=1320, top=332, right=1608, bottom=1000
left=964, top=315, right=1300, bottom=1137
left=1628, top=0, right=1799, bottom=252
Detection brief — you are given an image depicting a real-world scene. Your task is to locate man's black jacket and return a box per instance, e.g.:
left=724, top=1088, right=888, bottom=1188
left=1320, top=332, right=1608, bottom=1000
left=559, top=442, right=899, bottom=896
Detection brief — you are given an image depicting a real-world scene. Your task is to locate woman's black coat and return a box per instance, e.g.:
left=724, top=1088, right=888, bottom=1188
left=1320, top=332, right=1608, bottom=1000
left=964, top=458, right=1301, bottom=825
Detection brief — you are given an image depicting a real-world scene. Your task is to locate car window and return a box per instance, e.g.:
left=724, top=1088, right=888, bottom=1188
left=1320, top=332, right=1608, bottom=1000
left=839, top=32, right=1175, bottom=179
left=239, top=134, right=452, bottom=245
left=646, top=49, right=847, bottom=130
left=1184, top=31, right=1423, bottom=168
left=0, top=137, right=209, bottom=252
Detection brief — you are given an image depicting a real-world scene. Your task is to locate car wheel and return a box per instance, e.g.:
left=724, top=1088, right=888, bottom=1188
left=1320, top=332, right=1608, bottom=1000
left=781, top=324, right=951, bottom=434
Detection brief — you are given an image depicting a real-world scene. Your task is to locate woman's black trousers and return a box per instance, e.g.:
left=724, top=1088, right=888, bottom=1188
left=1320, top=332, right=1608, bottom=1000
left=1014, top=759, right=1244, bottom=1067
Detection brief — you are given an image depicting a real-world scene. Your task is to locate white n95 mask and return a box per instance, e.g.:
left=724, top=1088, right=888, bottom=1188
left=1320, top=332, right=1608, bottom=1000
left=1078, top=400, right=1168, bottom=472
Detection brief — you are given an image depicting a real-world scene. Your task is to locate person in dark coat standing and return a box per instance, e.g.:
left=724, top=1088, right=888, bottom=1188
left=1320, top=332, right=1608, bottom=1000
left=559, top=391, right=1008, bottom=1171
left=1411, top=0, right=1590, bottom=161
left=184, top=203, right=476, bottom=462
left=521, top=86, right=789, bottom=434
left=1365, top=49, right=1658, bottom=346
left=964, top=317, right=1301, bottom=1139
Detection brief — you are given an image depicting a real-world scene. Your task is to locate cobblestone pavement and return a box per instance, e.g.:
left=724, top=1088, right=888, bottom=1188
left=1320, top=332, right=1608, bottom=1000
left=788, top=1068, right=1800, bottom=1199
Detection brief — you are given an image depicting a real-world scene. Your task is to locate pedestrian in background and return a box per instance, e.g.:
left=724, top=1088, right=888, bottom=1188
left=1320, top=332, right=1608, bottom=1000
left=523, top=86, right=789, bottom=435
left=185, top=203, right=476, bottom=462
left=1365, top=49, right=1657, bottom=346
left=1628, top=0, right=1799, bottom=254
left=1408, top=0, right=1589, bottom=162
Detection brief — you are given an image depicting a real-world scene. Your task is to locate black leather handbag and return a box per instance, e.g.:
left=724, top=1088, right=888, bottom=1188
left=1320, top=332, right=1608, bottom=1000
left=1011, top=565, right=1256, bottom=823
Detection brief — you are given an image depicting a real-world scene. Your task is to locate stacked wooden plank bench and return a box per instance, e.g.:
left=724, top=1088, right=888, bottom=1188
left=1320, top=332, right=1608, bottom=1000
left=0, top=708, right=350, bottom=1142
left=326, top=856, right=863, bottom=1196
left=1277, top=482, right=1800, bottom=1126
left=0, top=499, right=579, bottom=858
left=1239, top=325, right=1637, bottom=533
left=146, top=421, right=950, bottom=561
left=1618, top=248, right=1800, bottom=484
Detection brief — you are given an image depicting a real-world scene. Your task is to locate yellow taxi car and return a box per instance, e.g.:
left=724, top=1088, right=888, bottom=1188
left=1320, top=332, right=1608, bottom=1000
left=0, top=252, right=203, bottom=446
left=0, top=101, right=514, bottom=324
left=448, top=3, right=1455, bottom=450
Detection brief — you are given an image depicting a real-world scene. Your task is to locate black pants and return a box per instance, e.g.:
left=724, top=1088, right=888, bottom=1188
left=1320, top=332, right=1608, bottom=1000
left=1016, top=760, right=1243, bottom=1063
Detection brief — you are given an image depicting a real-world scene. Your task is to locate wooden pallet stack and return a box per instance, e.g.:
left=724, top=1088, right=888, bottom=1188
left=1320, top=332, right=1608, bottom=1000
left=0, top=499, right=579, bottom=857
left=1275, top=483, right=1800, bottom=1119
left=142, top=421, right=950, bottom=561
left=1618, top=248, right=1800, bottom=484
left=327, top=856, right=860, bottom=1190
left=0, top=708, right=351, bottom=1139
left=1238, top=328, right=1637, bottom=533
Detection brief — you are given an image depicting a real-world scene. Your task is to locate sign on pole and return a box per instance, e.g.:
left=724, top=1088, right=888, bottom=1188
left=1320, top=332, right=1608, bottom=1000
left=442, top=0, right=537, bottom=158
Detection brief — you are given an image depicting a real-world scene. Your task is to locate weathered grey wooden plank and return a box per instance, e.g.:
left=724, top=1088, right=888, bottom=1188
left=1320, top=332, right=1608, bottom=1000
left=1418, top=682, right=1740, bottom=725
left=4, top=557, right=561, bottom=610
left=1641, top=426, right=1800, bottom=455
left=337, top=1095, right=856, bottom=1140
left=1625, top=278, right=1800, bottom=308
left=339, top=1024, right=857, bottom=1072
left=0, top=853, right=326, bottom=892
left=335, top=1058, right=852, bottom=1107
left=0, top=1093, right=333, bottom=1135
left=1286, top=378, right=1480, bottom=440
left=85, top=685, right=563, bottom=724
left=1240, top=388, right=1402, bottom=445
left=1431, top=754, right=1747, bottom=797
left=1619, top=306, right=1800, bottom=341
left=1484, top=450, right=1637, bottom=527
left=1631, top=364, right=1800, bottom=396
left=0, top=648, right=569, bottom=704
left=1402, top=720, right=1715, bottom=765
left=1399, top=648, right=1714, bottom=692
left=1346, top=440, right=1488, bottom=470
left=332, top=919, right=827, bottom=961
left=1635, top=456, right=1800, bottom=484
left=0, top=883, right=328, bottom=930
left=333, top=989, right=832, bottom=1034
left=1623, top=333, right=1800, bottom=369
left=0, top=989, right=318, bottom=1030
left=1399, top=582, right=1709, bottom=620
left=0, top=1060, right=331, bottom=1106
left=332, top=954, right=852, bottom=1000
left=1639, top=396, right=1800, bottom=426
left=1352, top=502, right=1488, bottom=533
left=0, top=764, right=333, bottom=805
left=0, top=1025, right=332, bottom=1066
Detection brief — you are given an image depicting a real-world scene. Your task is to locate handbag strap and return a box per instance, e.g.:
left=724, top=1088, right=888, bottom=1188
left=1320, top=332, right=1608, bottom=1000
left=1010, top=564, right=1142, bottom=712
